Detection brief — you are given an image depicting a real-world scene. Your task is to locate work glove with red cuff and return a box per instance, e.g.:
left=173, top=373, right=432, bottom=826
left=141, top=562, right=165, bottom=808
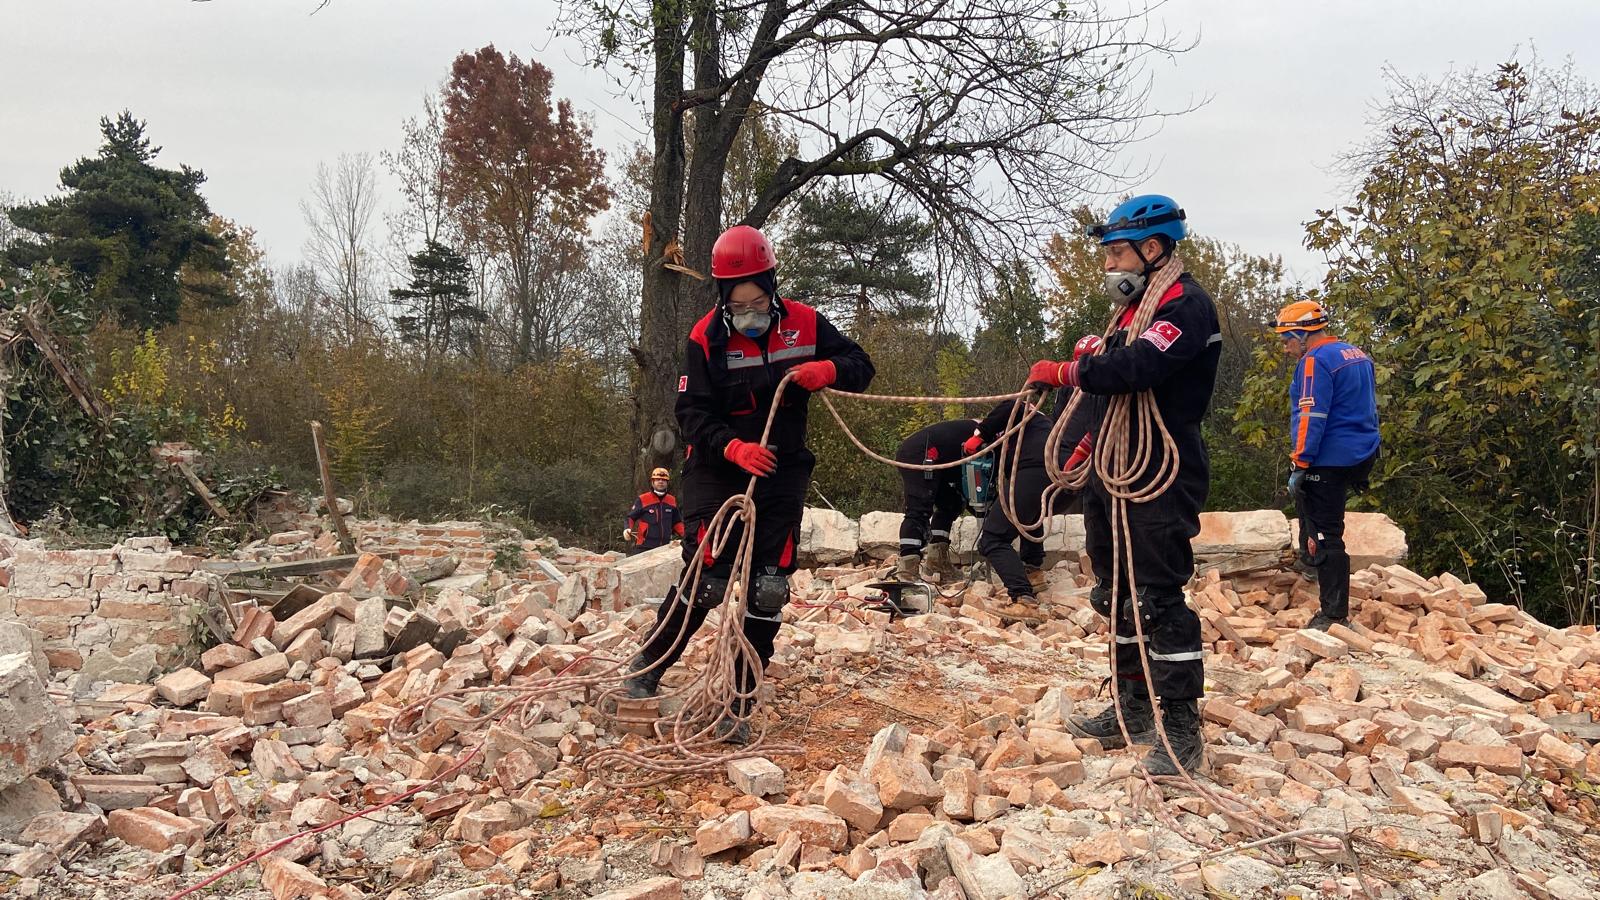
left=961, top=432, right=984, bottom=455
left=789, top=360, right=836, bottom=392
left=1073, top=334, right=1104, bottom=360
left=1064, top=433, right=1095, bottom=469
left=724, top=439, right=777, bottom=477
left=1026, top=358, right=1079, bottom=390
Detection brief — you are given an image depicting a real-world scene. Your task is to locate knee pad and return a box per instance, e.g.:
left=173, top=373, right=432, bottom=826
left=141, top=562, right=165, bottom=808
left=1090, top=583, right=1113, bottom=618
left=693, top=572, right=731, bottom=609
left=1130, top=588, right=1186, bottom=628
left=746, top=568, right=790, bottom=621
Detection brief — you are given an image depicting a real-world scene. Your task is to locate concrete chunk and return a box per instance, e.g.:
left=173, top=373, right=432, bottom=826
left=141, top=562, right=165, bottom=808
left=727, top=756, right=785, bottom=797
left=0, top=653, right=73, bottom=790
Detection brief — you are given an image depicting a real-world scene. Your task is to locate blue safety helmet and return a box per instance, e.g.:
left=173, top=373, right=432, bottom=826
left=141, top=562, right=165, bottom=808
left=1086, top=194, right=1189, bottom=246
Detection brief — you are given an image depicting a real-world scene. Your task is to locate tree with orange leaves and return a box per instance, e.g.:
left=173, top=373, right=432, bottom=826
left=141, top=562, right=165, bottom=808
left=441, top=46, right=612, bottom=365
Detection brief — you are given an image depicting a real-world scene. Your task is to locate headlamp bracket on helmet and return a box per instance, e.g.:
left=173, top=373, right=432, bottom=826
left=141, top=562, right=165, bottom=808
left=1085, top=207, right=1187, bottom=241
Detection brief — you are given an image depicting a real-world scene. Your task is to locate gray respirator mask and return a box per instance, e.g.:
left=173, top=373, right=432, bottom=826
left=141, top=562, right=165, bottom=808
left=731, top=310, right=774, bottom=338
left=1104, top=270, right=1147, bottom=302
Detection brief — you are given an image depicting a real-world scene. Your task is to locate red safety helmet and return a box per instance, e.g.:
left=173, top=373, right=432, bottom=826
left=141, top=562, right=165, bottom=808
left=710, top=225, right=776, bottom=280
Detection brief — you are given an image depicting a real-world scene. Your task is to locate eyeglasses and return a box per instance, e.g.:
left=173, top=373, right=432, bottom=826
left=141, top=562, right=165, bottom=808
left=727, top=295, right=771, bottom=314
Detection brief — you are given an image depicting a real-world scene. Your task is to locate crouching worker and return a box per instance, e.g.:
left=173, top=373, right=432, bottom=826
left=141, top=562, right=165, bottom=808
left=622, top=225, right=875, bottom=744
left=959, top=347, right=1096, bottom=624
left=892, top=418, right=984, bottom=582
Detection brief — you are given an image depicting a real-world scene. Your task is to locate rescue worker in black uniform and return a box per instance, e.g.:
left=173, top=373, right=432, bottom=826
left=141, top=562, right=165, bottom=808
left=624, top=467, right=684, bottom=553
left=892, top=419, right=983, bottom=581
left=622, top=225, right=875, bottom=743
left=1025, top=195, right=1220, bottom=776
left=960, top=350, right=1097, bottom=623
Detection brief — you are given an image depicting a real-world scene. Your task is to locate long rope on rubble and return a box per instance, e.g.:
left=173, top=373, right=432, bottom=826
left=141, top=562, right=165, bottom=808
left=377, top=380, right=1058, bottom=791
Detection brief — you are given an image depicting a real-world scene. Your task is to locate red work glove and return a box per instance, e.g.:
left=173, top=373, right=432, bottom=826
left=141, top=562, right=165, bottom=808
left=789, top=360, right=836, bottom=392
left=724, top=439, right=777, bottom=477
left=1026, top=359, right=1079, bottom=389
left=1073, top=334, right=1104, bottom=360
left=962, top=432, right=984, bottom=455
left=1064, top=433, right=1095, bottom=469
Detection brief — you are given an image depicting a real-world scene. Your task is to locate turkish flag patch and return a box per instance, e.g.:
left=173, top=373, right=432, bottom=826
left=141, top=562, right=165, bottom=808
left=677, top=375, right=688, bottom=392
left=1140, top=321, right=1183, bottom=351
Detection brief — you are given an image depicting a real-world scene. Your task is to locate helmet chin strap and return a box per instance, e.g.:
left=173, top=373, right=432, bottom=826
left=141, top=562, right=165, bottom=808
left=1130, top=239, right=1171, bottom=278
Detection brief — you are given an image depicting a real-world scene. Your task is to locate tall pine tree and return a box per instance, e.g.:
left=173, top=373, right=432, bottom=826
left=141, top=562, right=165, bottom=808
left=4, top=112, right=230, bottom=328
left=782, top=187, right=934, bottom=331
left=390, top=240, right=483, bottom=363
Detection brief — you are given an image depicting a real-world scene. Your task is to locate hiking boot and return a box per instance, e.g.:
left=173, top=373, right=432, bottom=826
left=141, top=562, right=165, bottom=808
left=924, top=543, right=959, bottom=580
left=1025, top=564, right=1048, bottom=594
left=1307, top=613, right=1346, bottom=633
left=621, top=653, right=662, bottom=699
left=1142, top=699, right=1205, bottom=777
left=1066, top=681, right=1154, bottom=748
left=894, top=553, right=921, bottom=582
left=994, top=594, right=1046, bottom=625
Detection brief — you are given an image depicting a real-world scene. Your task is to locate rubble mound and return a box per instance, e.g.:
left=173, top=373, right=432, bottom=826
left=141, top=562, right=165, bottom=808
left=0, top=512, right=1596, bottom=899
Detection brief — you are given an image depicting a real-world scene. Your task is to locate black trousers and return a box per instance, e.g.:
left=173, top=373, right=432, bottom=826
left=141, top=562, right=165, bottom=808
left=1083, top=454, right=1208, bottom=701
left=635, top=450, right=813, bottom=694
left=977, top=465, right=1048, bottom=600
left=1294, top=454, right=1376, bottom=621
left=899, top=469, right=965, bottom=555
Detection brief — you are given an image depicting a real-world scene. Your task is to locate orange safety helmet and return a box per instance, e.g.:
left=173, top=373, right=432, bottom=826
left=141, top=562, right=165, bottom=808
left=649, top=467, right=670, bottom=481
left=710, top=225, right=776, bottom=280
left=1273, top=300, right=1330, bottom=334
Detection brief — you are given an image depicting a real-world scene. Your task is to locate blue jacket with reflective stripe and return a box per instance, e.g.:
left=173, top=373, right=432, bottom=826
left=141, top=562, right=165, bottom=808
left=1290, top=337, right=1380, bottom=468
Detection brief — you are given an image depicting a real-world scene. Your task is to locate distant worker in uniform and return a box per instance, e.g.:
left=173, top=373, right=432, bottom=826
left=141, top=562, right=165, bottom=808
left=1274, top=300, right=1380, bottom=632
left=959, top=339, right=1097, bottom=623
left=622, top=224, right=875, bottom=743
left=892, top=418, right=983, bottom=582
left=1025, top=195, right=1220, bottom=776
left=624, top=467, right=684, bottom=553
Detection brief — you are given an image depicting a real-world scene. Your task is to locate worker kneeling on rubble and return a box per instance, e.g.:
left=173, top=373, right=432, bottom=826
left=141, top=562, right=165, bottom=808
left=1025, top=195, right=1220, bottom=776
left=1274, top=300, right=1380, bottom=633
left=957, top=373, right=1094, bottom=623
left=623, top=224, right=875, bottom=744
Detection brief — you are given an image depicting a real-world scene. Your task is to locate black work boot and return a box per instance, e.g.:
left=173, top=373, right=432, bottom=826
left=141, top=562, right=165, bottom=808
left=1142, top=699, right=1205, bottom=776
left=713, top=698, right=754, bottom=746
left=1307, top=613, right=1346, bottom=633
left=1065, top=679, right=1154, bottom=748
left=621, top=653, right=663, bottom=699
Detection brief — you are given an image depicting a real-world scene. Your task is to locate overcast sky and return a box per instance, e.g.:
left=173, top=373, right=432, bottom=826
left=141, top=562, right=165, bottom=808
left=3, top=1, right=1598, bottom=287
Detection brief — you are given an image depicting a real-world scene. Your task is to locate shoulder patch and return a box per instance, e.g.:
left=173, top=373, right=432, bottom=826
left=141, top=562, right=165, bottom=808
left=677, top=375, right=688, bottom=392
left=1140, top=320, right=1183, bottom=351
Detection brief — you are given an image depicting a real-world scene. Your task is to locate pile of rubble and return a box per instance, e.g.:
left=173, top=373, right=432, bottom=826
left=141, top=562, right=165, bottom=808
left=0, top=509, right=1597, bottom=900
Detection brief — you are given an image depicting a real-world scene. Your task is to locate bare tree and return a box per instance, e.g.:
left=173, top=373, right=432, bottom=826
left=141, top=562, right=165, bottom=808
left=557, top=0, right=1184, bottom=479
left=301, top=152, right=381, bottom=338
left=384, top=95, right=456, bottom=257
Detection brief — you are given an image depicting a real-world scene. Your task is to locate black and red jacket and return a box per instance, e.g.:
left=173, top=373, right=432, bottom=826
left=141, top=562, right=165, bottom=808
left=676, top=298, right=875, bottom=465
left=1074, top=272, right=1222, bottom=491
left=626, top=490, right=684, bottom=550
